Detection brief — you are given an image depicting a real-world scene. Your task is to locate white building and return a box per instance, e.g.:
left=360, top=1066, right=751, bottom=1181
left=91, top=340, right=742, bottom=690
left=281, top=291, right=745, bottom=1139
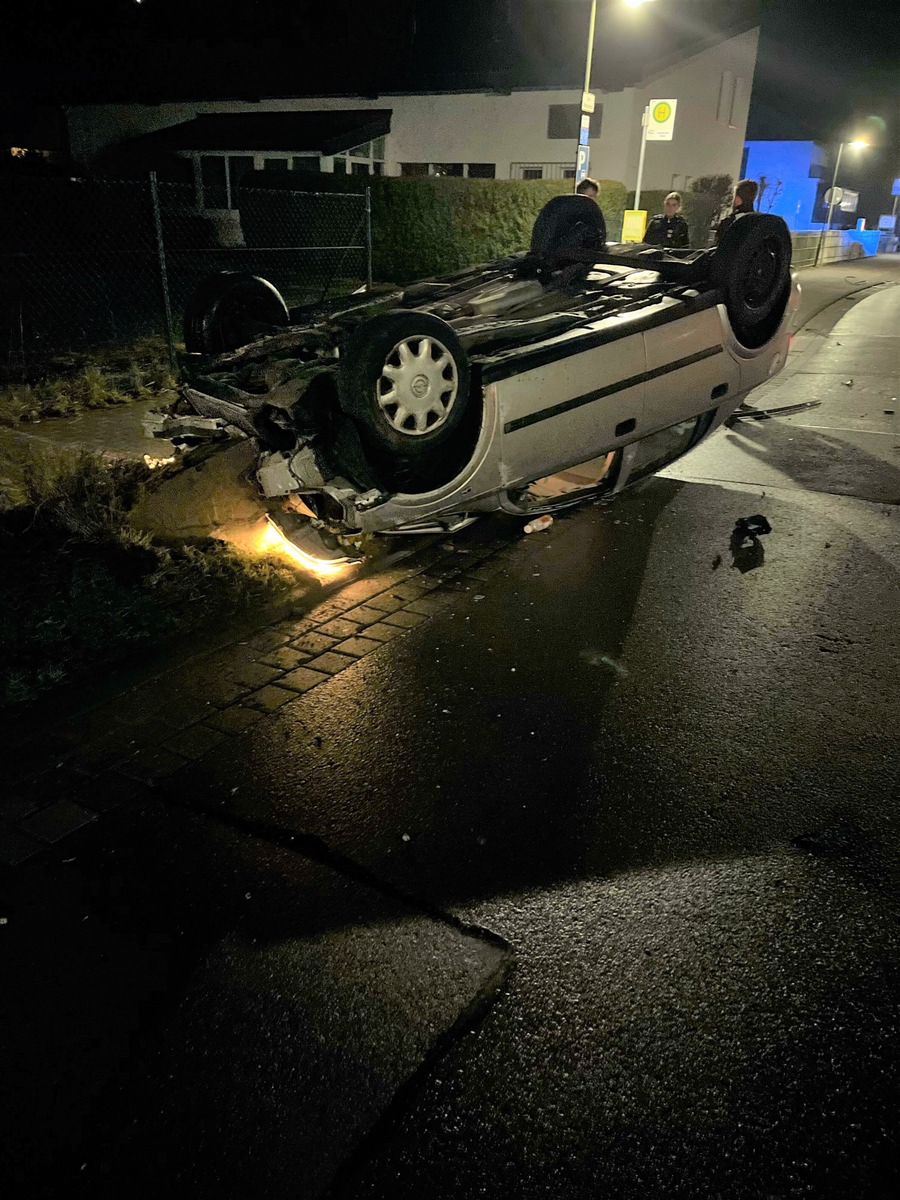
left=66, top=27, right=758, bottom=207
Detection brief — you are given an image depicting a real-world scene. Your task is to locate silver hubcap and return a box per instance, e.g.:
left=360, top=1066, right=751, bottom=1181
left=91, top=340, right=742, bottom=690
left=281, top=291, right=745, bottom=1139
left=377, top=336, right=458, bottom=436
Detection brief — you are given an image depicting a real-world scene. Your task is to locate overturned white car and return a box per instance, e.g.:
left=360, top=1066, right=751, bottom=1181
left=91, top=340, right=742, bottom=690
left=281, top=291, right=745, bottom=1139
left=146, top=211, right=798, bottom=559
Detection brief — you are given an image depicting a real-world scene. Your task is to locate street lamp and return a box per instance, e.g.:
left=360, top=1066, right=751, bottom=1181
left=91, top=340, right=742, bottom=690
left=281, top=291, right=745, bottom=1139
left=574, top=0, right=598, bottom=187
left=573, top=0, right=655, bottom=187
left=814, top=138, right=869, bottom=266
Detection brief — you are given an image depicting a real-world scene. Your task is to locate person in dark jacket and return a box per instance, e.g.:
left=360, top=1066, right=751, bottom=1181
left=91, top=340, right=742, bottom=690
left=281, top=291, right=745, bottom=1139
left=715, top=178, right=759, bottom=243
left=531, top=177, right=607, bottom=262
left=644, top=192, right=690, bottom=248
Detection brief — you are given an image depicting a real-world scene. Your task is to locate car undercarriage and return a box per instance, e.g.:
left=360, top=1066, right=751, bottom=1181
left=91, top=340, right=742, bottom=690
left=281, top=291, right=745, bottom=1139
left=145, top=212, right=797, bottom=563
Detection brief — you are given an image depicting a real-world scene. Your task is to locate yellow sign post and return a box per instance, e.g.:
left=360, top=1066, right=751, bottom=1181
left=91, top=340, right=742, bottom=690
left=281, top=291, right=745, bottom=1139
left=622, top=210, right=648, bottom=243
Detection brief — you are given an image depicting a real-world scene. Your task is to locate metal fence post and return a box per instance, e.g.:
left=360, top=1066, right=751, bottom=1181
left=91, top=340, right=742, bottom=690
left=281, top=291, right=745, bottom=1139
left=149, top=171, right=177, bottom=371
left=365, top=187, right=373, bottom=291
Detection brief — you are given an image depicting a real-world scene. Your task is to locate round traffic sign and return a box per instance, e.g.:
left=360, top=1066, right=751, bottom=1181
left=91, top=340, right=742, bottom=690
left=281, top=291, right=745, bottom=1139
left=824, top=186, right=844, bottom=205
left=652, top=101, right=672, bottom=124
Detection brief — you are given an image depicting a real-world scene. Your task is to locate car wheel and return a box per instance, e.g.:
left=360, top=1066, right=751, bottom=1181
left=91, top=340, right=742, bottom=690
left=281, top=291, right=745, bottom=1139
left=184, top=272, right=290, bottom=355
left=711, top=214, right=792, bottom=348
left=338, top=311, right=471, bottom=458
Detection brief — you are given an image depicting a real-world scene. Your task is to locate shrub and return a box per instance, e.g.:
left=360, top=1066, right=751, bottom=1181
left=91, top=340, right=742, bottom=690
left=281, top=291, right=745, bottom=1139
left=1, top=449, right=295, bottom=707
left=255, top=175, right=628, bottom=281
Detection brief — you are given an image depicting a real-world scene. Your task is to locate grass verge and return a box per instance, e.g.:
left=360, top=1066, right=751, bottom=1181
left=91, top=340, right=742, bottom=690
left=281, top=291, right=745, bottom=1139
left=1, top=448, right=297, bottom=709
left=0, top=337, right=179, bottom=425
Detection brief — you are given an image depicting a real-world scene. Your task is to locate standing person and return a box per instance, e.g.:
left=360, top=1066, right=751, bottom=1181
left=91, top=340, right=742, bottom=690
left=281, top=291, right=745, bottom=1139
left=644, top=192, right=690, bottom=248
left=715, top=179, right=759, bottom=243
left=531, top=177, right=607, bottom=263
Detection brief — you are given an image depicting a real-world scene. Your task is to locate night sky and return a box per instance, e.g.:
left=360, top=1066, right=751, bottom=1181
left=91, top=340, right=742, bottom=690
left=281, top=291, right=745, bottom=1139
left=3, top=0, right=898, bottom=188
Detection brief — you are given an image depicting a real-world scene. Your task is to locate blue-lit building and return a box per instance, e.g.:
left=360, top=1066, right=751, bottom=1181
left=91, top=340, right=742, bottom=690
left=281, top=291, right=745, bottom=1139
left=741, top=140, right=830, bottom=229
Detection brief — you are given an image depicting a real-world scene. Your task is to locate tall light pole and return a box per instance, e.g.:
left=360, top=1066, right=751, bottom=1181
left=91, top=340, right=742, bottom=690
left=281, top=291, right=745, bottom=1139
left=573, top=0, right=654, bottom=189
left=573, top=0, right=598, bottom=188
left=814, top=138, right=869, bottom=266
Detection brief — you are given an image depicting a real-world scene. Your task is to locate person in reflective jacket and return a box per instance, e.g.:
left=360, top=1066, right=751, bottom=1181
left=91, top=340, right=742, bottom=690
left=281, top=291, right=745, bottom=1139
left=644, top=192, right=690, bottom=248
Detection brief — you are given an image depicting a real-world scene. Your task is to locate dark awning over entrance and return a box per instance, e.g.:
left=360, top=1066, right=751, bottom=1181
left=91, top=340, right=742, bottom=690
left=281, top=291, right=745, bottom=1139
left=117, top=110, right=392, bottom=158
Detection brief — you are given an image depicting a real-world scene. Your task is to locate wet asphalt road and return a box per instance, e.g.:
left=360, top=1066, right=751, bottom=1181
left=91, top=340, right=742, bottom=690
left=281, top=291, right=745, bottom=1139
left=4, top=262, right=898, bottom=1200
left=159, top=275, right=900, bottom=1196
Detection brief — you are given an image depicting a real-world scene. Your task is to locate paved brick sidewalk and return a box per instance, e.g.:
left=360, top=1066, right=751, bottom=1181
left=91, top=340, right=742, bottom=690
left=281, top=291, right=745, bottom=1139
left=1, top=520, right=521, bottom=868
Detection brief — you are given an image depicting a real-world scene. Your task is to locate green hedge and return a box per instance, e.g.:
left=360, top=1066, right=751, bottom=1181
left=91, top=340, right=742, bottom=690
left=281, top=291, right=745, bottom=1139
left=294, top=175, right=627, bottom=281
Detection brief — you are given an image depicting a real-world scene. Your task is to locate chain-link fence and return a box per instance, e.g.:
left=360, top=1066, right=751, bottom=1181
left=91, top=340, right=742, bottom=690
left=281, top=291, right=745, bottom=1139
left=1, top=176, right=371, bottom=381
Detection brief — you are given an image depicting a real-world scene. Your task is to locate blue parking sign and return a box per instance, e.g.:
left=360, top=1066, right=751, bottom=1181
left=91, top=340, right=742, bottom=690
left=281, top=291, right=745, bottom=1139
left=579, top=114, right=590, bottom=146
left=575, top=146, right=591, bottom=183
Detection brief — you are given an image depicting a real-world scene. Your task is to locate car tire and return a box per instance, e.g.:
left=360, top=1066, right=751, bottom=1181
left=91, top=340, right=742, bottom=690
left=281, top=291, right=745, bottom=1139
left=184, top=272, right=290, bottom=355
left=530, top=194, right=605, bottom=261
left=337, top=310, right=471, bottom=459
left=711, top=214, right=792, bottom=348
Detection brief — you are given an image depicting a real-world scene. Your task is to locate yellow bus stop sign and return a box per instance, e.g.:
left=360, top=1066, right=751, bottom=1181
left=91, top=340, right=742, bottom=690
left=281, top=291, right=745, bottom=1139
left=622, top=210, right=648, bottom=243
left=646, top=99, right=677, bottom=141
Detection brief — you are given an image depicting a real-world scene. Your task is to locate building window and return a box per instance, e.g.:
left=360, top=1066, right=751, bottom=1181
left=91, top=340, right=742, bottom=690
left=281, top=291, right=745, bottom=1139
left=263, top=157, right=289, bottom=171
left=716, top=72, right=741, bottom=126
left=400, top=162, right=429, bottom=176
left=548, top=104, right=582, bottom=140
left=200, top=156, right=227, bottom=209
left=432, top=163, right=463, bottom=177
left=563, top=167, right=576, bottom=180
left=728, top=77, right=744, bottom=128
left=522, top=167, right=544, bottom=181
left=467, top=163, right=496, bottom=178
left=291, top=156, right=321, bottom=173
left=227, top=156, right=253, bottom=204
left=335, top=139, right=385, bottom=176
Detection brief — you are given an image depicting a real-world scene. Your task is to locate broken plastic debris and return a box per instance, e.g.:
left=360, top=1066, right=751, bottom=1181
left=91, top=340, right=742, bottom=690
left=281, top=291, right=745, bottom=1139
left=474, top=594, right=485, bottom=601
left=524, top=515, right=553, bottom=534
left=734, top=514, right=772, bottom=539
left=244, top=892, right=252, bottom=900
left=401, top=833, right=411, bottom=842
left=842, top=379, right=853, bottom=386
left=0, top=917, right=7, bottom=925
left=730, top=515, right=771, bottom=574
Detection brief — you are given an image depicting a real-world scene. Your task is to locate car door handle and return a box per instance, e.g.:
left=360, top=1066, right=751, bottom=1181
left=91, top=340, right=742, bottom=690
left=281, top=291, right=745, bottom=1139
left=711, top=383, right=729, bottom=399
left=615, top=418, right=637, bottom=436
